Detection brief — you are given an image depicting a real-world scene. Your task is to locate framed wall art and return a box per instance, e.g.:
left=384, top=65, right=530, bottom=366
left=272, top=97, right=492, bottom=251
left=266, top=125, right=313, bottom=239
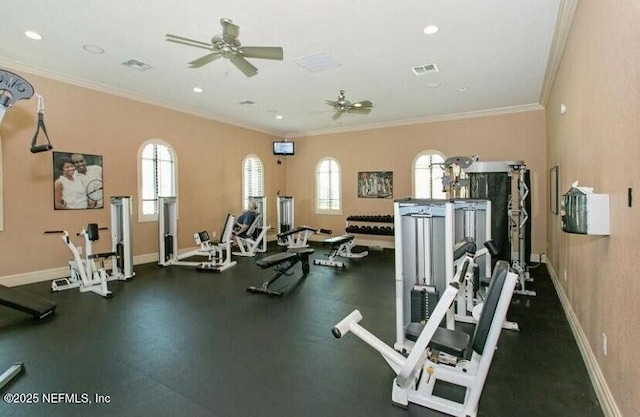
left=358, top=171, right=393, bottom=198
left=53, top=151, right=104, bottom=210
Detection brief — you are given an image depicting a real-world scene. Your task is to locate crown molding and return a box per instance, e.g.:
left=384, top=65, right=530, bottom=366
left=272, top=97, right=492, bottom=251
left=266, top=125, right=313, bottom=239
left=288, top=103, right=545, bottom=137
left=0, top=58, right=280, bottom=136
left=539, top=0, right=580, bottom=106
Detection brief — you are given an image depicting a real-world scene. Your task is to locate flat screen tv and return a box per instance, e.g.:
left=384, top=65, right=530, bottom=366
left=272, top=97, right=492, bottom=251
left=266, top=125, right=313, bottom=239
left=273, top=141, right=294, bottom=156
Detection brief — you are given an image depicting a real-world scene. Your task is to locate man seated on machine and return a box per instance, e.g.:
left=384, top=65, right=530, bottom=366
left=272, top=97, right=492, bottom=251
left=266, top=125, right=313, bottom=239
left=232, top=201, right=258, bottom=244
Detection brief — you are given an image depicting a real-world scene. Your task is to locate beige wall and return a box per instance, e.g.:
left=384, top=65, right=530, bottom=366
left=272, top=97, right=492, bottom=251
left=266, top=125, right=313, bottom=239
left=292, top=110, right=548, bottom=255
left=0, top=72, right=284, bottom=278
left=546, top=0, right=639, bottom=415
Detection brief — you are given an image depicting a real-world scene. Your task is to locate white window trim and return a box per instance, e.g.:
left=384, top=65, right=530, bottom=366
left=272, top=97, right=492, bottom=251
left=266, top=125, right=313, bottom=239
left=242, top=154, right=264, bottom=209
left=412, top=150, right=446, bottom=199
left=315, top=157, right=342, bottom=215
left=137, top=139, right=178, bottom=222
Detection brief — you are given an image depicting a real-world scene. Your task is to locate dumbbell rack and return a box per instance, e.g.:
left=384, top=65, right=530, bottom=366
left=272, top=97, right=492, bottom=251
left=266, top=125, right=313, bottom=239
left=345, top=215, right=394, bottom=235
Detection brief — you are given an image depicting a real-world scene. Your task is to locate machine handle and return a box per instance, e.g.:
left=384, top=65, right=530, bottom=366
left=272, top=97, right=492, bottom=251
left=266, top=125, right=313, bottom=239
left=332, top=310, right=363, bottom=339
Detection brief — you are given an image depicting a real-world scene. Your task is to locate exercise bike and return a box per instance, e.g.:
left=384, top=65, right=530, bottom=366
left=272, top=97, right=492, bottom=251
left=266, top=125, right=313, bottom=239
left=46, top=224, right=126, bottom=298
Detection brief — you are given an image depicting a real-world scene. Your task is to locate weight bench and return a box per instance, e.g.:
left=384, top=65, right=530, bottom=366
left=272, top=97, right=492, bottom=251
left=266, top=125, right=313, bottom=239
left=314, top=234, right=368, bottom=268
left=277, top=226, right=332, bottom=249
left=333, top=260, right=517, bottom=416
left=247, top=247, right=314, bottom=297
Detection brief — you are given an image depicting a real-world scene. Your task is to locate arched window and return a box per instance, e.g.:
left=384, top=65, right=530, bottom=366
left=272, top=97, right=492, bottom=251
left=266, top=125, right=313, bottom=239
left=138, top=139, right=176, bottom=221
left=316, top=157, right=341, bottom=214
left=413, top=151, right=446, bottom=199
left=242, top=155, right=264, bottom=208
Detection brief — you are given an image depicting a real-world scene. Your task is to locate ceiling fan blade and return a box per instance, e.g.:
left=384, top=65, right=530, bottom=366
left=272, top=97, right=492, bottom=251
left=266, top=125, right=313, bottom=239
left=229, top=54, right=259, bottom=77
left=188, top=52, right=222, bottom=68
left=332, top=111, right=343, bottom=120
left=352, top=100, right=373, bottom=109
left=165, top=34, right=212, bottom=50
left=220, top=18, right=240, bottom=40
left=241, top=47, right=284, bottom=60
left=325, top=100, right=338, bottom=107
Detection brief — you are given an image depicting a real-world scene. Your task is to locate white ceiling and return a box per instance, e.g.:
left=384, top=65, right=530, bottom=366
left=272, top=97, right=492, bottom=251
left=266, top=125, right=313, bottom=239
left=0, top=0, right=562, bottom=137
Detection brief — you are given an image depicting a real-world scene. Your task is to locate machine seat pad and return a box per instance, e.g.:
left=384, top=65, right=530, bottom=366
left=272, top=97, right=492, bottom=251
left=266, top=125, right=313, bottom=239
left=453, top=238, right=477, bottom=261
left=89, top=251, right=117, bottom=260
left=405, top=322, right=470, bottom=359
left=323, top=234, right=355, bottom=247
left=277, top=226, right=316, bottom=238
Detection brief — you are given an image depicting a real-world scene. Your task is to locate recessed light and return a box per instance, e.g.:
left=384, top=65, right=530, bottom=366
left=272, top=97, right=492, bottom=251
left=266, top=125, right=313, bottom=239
left=24, top=31, right=43, bottom=40
left=83, top=44, right=104, bottom=54
left=423, top=25, right=439, bottom=35
left=275, top=115, right=283, bottom=120
left=426, top=82, right=441, bottom=88
left=457, top=86, right=469, bottom=92
left=193, top=87, right=203, bottom=93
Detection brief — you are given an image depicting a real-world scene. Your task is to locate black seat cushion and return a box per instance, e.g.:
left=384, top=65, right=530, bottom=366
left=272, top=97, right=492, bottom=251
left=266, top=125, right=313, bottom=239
left=405, top=322, right=470, bottom=358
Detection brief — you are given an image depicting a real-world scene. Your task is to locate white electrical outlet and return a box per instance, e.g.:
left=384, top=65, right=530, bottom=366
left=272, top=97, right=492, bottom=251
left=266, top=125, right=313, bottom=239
left=602, top=333, right=607, bottom=356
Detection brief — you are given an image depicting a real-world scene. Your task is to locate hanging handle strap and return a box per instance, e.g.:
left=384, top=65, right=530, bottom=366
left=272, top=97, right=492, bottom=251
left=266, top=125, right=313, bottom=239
left=30, top=94, right=53, bottom=153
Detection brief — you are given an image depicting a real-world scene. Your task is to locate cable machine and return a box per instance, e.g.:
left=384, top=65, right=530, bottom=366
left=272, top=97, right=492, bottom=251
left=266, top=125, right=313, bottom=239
left=276, top=195, right=294, bottom=246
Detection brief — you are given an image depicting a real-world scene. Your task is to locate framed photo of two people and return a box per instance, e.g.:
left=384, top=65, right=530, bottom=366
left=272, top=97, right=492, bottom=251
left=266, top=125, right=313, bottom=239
left=52, top=151, right=104, bottom=210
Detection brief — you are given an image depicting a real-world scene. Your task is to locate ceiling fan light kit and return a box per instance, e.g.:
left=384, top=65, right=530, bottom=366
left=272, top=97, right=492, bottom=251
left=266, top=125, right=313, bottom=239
left=325, top=90, right=373, bottom=120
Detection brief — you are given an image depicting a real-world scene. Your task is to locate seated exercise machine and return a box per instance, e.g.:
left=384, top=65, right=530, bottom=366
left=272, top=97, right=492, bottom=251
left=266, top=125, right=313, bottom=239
left=332, top=259, right=517, bottom=416
left=46, top=224, right=126, bottom=298
left=158, top=197, right=236, bottom=272
left=313, top=234, right=368, bottom=268
left=0, top=69, right=56, bottom=391
left=233, top=213, right=271, bottom=257
left=277, top=226, right=332, bottom=249
left=194, top=215, right=237, bottom=272
left=246, top=247, right=314, bottom=297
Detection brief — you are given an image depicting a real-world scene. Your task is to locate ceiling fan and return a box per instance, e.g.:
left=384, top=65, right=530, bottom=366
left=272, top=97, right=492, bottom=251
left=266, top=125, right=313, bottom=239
left=326, top=90, right=373, bottom=120
left=165, top=18, right=283, bottom=77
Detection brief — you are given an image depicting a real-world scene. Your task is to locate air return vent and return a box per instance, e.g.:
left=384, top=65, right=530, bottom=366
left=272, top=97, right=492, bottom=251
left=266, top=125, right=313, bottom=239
left=411, top=63, right=439, bottom=76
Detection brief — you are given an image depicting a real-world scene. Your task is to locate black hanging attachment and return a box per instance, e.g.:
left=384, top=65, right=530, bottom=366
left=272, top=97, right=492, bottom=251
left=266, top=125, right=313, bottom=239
left=30, top=94, right=53, bottom=153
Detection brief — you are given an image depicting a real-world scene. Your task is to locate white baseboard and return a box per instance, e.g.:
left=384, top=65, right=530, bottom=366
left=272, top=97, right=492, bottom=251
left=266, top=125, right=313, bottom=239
left=0, top=253, right=159, bottom=288
left=546, top=263, right=622, bottom=417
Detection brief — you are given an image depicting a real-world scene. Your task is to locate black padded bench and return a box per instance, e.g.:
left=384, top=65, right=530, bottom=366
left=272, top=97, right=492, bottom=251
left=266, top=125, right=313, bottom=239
left=247, top=248, right=314, bottom=296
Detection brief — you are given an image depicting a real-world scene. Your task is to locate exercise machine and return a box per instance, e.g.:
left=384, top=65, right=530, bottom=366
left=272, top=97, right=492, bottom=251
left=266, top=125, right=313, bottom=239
left=0, top=69, right=54, bottom=153
left=247, top=247, right=314, bottom=297
left=332, top=260, right=518, bottom=416
left=465, top=160, right=536, bottom=296
left=110, top=196, right=135, bottom=280
left=276, top=195, right=294, bottom=245
left=158, top=197, right=237, bottom=271
left=0, top=69, right=55, bottom=392
left=233, top=196, right=270, bottom=257
left=47, top=224, right=125, bottom=298
left=277, top=226, right=332, bottom=249
left=393, top=198, right=518, bottom=354
left=194, top=215, right=237, bottom=272
left=313, top=234, right=368, bottom=268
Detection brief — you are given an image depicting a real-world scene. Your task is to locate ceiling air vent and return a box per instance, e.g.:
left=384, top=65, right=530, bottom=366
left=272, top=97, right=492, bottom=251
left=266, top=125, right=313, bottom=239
left=122, top=59, right=153, bottom=72
left=411, top=63, right=439, bottom=76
